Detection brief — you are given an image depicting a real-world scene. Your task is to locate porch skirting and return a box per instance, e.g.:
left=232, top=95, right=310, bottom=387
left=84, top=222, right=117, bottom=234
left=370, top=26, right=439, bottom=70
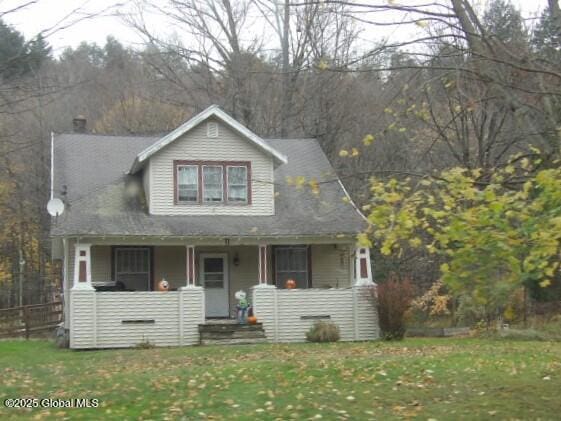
left=251, top=286, right=379, bottom=342
left=69, top=288, right=204, bottom=349
left=69, top=286, right=379, bottom=349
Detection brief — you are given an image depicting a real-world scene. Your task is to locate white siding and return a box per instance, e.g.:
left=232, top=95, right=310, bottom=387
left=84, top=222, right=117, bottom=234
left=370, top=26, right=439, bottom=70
left=142, top=161, right=151, bottom=210
left=311, top=244, right=351, bottom=288
left=252, top=286, right=379, bottom=343
left=148, top=118, right=275, bottom=215
left=70, top=289, right=204, bottom=349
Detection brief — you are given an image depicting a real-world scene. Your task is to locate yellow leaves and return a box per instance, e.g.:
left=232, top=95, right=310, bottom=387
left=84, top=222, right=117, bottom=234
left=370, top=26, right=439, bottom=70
left=294, top=176, right=306, bottom=189
left=339, top=149, right=349, bottom=157
left=415, top=20, right=429, bottom=28
left=380, top=244, right=392, bottom=256
left=357, top=233, right=372, bottom=248
left=408, top=237, right=422, bottom=247
left=309, top=178, right=320, bottom=195
left=362, top=134, right=375, bottom=146
left=351, top=147, right=360, bottom=157
left=440, top=263, right=450, bottom=273
left=504, top=165, right=515, bottom=174
left=341, top=196, right=350, bottom=203
left=317, top=59, right=329, bottom=71
left=539, top=279, right=551, bottom=288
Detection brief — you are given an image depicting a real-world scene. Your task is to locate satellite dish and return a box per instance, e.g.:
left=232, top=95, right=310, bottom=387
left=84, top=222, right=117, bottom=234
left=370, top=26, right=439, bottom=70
left=47, top=198, right=65, bottom=217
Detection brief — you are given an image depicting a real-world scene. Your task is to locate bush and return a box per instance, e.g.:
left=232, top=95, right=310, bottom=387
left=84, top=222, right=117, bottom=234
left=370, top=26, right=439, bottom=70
left=306, top=321, right=340, bottom=343
left=376, top=274, right=414, bottom=340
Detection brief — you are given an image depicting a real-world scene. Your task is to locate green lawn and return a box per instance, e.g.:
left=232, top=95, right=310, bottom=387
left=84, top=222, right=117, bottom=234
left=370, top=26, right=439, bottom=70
left=0, top=338, right=559, bottom=420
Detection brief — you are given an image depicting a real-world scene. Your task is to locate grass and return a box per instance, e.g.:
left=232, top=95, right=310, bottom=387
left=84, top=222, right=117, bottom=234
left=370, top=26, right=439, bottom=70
left=0, top=338, right=560, bottom=420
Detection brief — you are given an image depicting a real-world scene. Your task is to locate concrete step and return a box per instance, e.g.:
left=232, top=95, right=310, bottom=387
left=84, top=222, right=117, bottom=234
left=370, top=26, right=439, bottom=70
left=200, top=330, right=266, bottom=340
left=199, top=321, right=267, bottom=345
left=200, top=337, right=268, bottom=346
left=199, top=323, right=263, bottom=333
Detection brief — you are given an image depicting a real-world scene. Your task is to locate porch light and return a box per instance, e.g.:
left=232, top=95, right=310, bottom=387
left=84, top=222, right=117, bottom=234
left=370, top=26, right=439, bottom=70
left=233, top=252, right=240, bottom=267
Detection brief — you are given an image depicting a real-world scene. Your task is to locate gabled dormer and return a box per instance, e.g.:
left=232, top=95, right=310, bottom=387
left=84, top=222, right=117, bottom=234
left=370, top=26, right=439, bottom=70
left=129, top=106, right=287, bottom=216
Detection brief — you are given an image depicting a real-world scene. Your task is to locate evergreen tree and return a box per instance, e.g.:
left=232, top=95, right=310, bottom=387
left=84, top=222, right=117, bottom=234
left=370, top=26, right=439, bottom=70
left=0, top=20, right=51, bottom=79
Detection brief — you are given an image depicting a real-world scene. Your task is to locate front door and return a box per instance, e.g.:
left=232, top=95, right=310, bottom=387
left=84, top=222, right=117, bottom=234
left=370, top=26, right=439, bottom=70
left=200, top=253, right=229, bottom=317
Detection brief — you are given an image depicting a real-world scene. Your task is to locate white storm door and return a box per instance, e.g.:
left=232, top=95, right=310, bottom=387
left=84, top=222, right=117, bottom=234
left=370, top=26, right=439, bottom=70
left=200, top=253, right=229, bottom=317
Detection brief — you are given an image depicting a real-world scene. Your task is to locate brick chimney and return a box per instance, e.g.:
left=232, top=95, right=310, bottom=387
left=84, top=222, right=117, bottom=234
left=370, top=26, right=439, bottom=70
left=72, top=115, right=87, bottom=133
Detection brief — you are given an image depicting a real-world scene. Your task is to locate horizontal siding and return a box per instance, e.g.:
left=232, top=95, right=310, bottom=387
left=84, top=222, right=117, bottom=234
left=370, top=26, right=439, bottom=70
left=91, top=246, right=111, bottom=282
left=70, top=290, right=205, bottom=349
left=154, top=246, right=186, bottom=290
left=149, top=118, right=274, bottom=216
left=311, top=245, right=351, bottom=288
left=252, top=287, right=379, bottom=343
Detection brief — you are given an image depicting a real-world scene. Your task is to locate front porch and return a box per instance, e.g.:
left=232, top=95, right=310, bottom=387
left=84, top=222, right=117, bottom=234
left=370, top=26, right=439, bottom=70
left=64, top=238, right=379, bottom=348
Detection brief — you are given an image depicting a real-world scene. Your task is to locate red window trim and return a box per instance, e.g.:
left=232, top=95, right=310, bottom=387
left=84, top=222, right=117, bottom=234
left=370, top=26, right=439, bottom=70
left=174, top=160, right=252, bottom=205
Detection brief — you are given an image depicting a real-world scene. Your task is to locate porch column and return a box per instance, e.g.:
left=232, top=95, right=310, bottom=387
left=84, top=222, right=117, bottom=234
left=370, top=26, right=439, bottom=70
left=258, top=244, right=269, bottom=285
left=185, top=245, right=196, bottom=287
left=354, top=247, right=374, bottom=286
left=72, top=243, right=94, bottom=290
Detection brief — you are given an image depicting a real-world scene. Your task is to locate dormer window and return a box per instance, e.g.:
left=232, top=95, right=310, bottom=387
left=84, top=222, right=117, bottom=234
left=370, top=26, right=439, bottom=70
left=175, top=160, right=251, bottom=205
left=177, top=165, right=199, bottom=202
left=202, top=166, right=223, bottom=202
left=207, top=122, right=218, bottom=138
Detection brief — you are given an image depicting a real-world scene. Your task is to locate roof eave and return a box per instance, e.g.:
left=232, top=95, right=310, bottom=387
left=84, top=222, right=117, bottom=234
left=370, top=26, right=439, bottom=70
left=129, top=105, right=288, bottom=174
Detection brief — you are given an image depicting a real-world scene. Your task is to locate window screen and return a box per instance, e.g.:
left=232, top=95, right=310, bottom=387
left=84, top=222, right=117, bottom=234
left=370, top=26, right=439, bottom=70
left=203, top=166, right=223, bottom=202
left=177, top=165, right=198, bottom=202
left=227, top=166, right=248, bottom=202
left=275, top=247, right=308, bottom=288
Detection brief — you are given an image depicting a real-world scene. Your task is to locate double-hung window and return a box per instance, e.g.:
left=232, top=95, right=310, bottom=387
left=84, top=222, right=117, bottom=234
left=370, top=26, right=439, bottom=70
left=227, top=166, right=248, bottom=203
left=177, top=165, right=198, bottom=202
left=175, top=160, right=250, bottom=205
left=203, top=165, right=223, bottom=202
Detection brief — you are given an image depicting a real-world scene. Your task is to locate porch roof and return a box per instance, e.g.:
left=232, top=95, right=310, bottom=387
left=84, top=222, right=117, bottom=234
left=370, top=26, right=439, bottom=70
left=51, top=135, right=367, bottom=238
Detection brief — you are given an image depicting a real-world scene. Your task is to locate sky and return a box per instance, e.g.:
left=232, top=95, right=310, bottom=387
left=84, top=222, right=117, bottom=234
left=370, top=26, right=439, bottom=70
left=2, top=0, right=550, bottom=55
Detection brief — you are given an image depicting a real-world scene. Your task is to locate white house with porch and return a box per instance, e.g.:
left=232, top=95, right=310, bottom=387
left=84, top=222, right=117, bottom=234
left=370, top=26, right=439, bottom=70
left=51, top=105, right=379, bottom=348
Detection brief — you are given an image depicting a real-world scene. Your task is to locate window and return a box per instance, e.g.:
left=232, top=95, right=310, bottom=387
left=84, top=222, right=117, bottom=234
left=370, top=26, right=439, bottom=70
left=203, top=165, right=223, bottom=202
left=114, top=247, right=151, bottom=291
left=174, top=160, right=251, bottom=205
left=177, top=165, right=199, bottom=202
left=227, top=166, right=248, bottom=202
left=275, top=246, right=309, bottom=288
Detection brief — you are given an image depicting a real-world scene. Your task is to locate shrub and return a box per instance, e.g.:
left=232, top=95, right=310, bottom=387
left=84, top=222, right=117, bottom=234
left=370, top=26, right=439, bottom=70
left=376, top=274, right=414, bottom=340
left=306, top=321, right=340, bottom=343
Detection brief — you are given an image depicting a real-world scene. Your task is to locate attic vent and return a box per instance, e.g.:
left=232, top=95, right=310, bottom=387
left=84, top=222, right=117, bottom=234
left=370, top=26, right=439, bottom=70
left=207, top=121, right=219, bottom=138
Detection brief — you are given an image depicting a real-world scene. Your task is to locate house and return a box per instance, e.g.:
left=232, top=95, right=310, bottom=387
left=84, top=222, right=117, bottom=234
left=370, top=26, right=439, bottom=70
left=50, top=105, right=379, bottom=348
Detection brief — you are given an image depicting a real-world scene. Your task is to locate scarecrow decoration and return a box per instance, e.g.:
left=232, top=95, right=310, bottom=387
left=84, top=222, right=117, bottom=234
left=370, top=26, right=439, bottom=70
left=235, top=290, right=250, bottom=324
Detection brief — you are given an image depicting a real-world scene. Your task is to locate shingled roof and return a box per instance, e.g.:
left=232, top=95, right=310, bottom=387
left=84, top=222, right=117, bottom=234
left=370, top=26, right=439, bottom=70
left=51, top=133, right=366, bottom=238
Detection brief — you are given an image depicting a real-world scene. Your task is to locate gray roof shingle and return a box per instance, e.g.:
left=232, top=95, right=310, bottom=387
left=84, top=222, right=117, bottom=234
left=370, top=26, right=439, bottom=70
left=51, top=133, right=366, bottom=238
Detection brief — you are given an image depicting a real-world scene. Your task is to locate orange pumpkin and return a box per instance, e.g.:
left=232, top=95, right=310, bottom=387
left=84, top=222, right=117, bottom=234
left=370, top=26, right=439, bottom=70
left=247, top=315, right=258, bottom=325
left=157, top=279, right=169, bottom=292
left=285, top=279, right=296, bottom=289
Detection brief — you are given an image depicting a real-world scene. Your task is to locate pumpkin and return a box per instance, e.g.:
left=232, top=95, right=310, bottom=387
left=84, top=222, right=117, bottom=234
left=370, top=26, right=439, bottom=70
left=247, top=315, right=258, bottom=325
left=157, top=279, right=169, bottom=292
left=285, top=279, right=296, bottom=289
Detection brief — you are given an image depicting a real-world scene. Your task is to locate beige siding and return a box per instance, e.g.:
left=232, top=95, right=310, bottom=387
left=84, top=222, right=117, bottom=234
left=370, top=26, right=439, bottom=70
left=91, top=246, right=111, bottom=283
left=311, top=244, right=351, bottom=288
left=70, top=290, right=204, bottom=349
left=196, top=246, right=259, bottom=317
left=142, top=161, right=151, bottom=210
left=154, top=246, right=186, bottom=290
left=252, top=286, right=379, bottom=343
left=149, top=118, right=275, bottom=215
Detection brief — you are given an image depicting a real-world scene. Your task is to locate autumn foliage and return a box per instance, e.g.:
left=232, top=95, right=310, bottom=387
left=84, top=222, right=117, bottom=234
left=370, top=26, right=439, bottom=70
left=376, top=275, right=414, bottom=340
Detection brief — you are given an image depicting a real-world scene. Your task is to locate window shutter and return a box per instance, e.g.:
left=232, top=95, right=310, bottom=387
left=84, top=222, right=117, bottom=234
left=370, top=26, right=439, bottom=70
left=207, top=122, right=219, bottom=138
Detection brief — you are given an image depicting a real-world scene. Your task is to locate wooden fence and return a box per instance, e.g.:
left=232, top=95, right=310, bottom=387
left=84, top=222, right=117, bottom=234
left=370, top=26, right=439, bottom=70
left=0, top=301, right=62, bottom=339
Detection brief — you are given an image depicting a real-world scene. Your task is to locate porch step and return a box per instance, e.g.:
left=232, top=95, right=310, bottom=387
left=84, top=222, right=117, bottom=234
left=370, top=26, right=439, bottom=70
left=199, top=322, right=267, bottom=345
